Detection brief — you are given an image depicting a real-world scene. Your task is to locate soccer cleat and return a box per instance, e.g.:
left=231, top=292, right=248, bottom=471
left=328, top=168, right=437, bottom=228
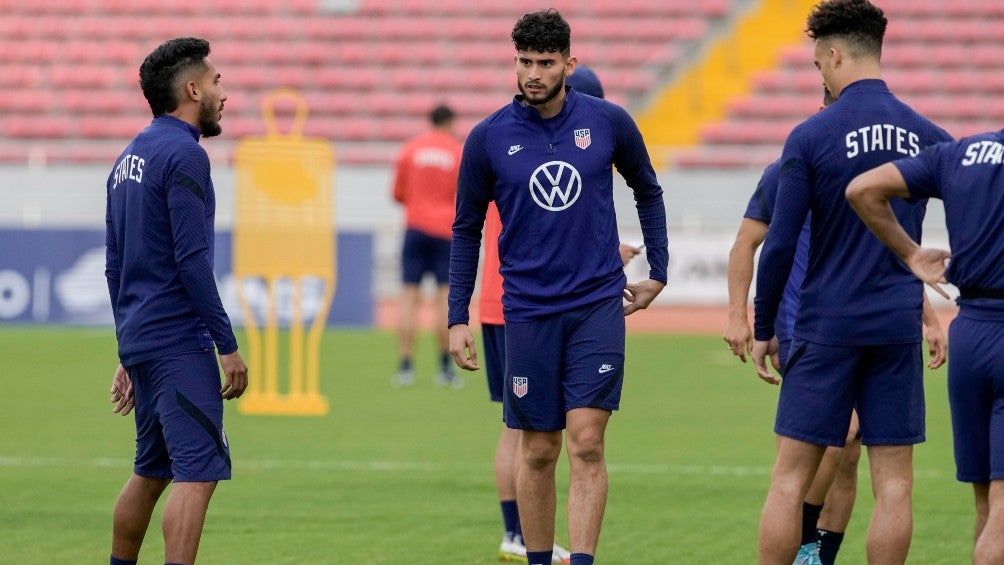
left=499, top=533, right=528, bottom=562
left=436, top=370, right=465, bottom=389
left=550, top=542, right=571, bottom=564
left=498, top=534, right=571, bottom=564
left=391, top=370, right=415, bottom=387
left=793, top=542, right=822, bottom=565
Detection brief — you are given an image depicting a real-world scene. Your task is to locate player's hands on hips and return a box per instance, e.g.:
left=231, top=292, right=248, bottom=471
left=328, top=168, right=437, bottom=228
left=906, top=247, right=952, bottom=299
left=752, top=337, right=781, bottom=385
left=923, top=319, right=947, bottom=370
left=623, top=279, right=665, bottom=316
left=723, top=313, right=753, bottom=363
left=110, top=363, right=134, bottom=415
left=449, top=324, right=479, bottom=371
left=219, top=350, right=248, bottom=400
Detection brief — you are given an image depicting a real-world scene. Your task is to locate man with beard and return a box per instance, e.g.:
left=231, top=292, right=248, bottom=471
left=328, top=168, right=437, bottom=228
left=448, top=10, right=668, bottom=565
left=105, top=37, right=247, bottom=565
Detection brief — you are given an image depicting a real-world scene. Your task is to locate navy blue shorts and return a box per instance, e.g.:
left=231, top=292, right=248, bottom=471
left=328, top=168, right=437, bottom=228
left=947, top=316, right=1004, bottom=482
left=128, top=349, right=231, bottom=482
left=401, top=228, right=451, bottom=285
left=776, top=339, right=924, bottom=447
left=503, top=297, right=625, bottom=431
left=483, top=323, right=506, bottom=403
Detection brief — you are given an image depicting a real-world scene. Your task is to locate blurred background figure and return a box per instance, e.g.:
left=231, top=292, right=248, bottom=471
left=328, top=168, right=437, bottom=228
left=391, top=104, right=464, bottom=388
left=565, top=64, right=604, bottom=99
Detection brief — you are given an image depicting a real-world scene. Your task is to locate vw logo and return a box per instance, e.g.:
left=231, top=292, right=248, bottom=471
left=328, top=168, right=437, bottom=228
left=529, top=160, right=582, bottom=211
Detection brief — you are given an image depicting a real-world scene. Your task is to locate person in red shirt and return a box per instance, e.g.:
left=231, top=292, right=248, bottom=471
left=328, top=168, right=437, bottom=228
left=392, top=104, right=464, bottom=387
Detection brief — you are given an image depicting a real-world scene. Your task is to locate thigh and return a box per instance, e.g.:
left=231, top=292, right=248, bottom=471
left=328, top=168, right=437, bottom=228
left=401, top=228, right=428, bottom=285
left=564, top=297, right=625, bottom=413
left=129, top=360, right=173, bottom=479
left=775, top=340, right=858, bottom=447
left=429, top=234, right=451, bottom=285
left=857, top=342, right=925, bottom=446
left=148, top=350, right=232, bottom=482
left=950, top=317, right=1004, bottom=482
left=482, top=323, right=506, bottom=403
left=504, top=316, right=565, bottom=431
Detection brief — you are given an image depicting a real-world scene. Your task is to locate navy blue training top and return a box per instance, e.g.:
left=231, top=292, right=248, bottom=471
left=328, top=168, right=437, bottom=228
left=744, top=159, right=809, bottom=342
left=754, top=79, right=952, bottom=345
left=105, top=115, right=238, bottom=365
left=896, top=131, right=1004, bottom=320
left=449, top=88, right=668, bottom=325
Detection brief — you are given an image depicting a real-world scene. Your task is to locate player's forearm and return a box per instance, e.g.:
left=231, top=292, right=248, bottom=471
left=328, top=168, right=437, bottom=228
left=447, top=225, right=482, bottom=327
left=921, top=293, right=940, bottom=330
left=726, top=244, right=755, bottom=320
left=752, top=240, right=797, bottom=341
left=177, top=255, right=238, bottom=354
left=847, top=164, right=919, bottom=261
left=849, top=195, right=919, bottom=262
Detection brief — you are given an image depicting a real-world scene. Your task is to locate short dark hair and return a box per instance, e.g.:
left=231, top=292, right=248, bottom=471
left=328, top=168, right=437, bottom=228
left=511, top=9, right=571, bottom=56
left=430, top=104, right=455, bottom=126
left=806, top=0, right=886, bottom=59
left=139, top=37, right=211, bottom=116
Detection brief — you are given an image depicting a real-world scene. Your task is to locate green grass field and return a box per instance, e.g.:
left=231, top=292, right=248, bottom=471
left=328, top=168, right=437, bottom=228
left=0, top=326, right=973, bottom=563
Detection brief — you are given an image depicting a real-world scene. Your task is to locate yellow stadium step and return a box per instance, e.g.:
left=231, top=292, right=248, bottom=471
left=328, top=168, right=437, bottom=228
left=636, top=0, right=819, bottom=169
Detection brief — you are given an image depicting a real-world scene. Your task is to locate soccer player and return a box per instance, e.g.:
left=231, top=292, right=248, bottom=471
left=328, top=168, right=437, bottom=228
left=449, top=10, right=668, bottom=565
left=484, top=63, right=617, bottom=563
left=391, top=104, right=464, bottom=388
left=105, top=37, right=248, bottom=565
left=847, top=132, right=1004, bottom=564
left=726, top=88, right=947, bottom=564
left=749, top=1, right=953, bottom=563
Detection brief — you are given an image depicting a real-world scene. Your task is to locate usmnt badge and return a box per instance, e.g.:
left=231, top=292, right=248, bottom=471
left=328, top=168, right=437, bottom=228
left=574, top=129, right=591, bottom=150
left=512, top=376, right=528, bottom=398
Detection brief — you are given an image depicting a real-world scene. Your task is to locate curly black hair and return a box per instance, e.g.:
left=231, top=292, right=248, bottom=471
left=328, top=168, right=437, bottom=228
left=806, top=0, right=886, bottom=58
left=139, top=37, right=211, bottom=116
left=511, top=9, right=571, bottom=56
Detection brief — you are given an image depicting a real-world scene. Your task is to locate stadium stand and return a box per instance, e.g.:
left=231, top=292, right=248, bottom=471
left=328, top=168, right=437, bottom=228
left=675, top=0, right=1004, bottom=169
left=0, top=0, right=735, bottom=166
left=3, top=1, right=991, bottom=170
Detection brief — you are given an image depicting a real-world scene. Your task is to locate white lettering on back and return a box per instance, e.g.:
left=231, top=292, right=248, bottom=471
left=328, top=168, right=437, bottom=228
left=845, top=125, right=921, bottom=159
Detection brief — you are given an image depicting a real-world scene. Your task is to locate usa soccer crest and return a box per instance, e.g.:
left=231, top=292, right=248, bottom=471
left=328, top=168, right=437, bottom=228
left=574, top=129, right=591, bottom=150
left=512, top=376, right=528, bottom=398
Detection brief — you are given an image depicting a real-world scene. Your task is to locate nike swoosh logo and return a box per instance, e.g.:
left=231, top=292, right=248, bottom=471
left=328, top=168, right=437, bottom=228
left=598, top=365, right=615, bottom=374
left=508, top=145, right=524, bottom=155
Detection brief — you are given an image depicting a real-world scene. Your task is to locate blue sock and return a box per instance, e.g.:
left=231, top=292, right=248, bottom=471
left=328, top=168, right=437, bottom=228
left=500, top=499, right=521, bottom=538
left=440, top=351, right=452, bottom=373
left=526, top=550, right=553, bottom=565
left=570, top=554, right=594, bottom=565
left=110, top=558, right=136, bottom=565
left=400, top=357, right=412, bottom=372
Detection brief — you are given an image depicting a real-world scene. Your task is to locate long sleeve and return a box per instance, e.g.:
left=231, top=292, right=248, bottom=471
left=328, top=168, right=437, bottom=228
left=753, top=134, right=811, bottom=341
left=608, top=105, right=668, bottom=283
left=167, top=149, right=238, bottom=354
left=448, top=122, right=494, bottom=326
left=104, top=180, right=121, bottom=326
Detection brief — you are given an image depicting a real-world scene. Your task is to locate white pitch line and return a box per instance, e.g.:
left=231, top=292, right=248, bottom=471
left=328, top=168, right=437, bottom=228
left=0, top=455, right=950, bottom=479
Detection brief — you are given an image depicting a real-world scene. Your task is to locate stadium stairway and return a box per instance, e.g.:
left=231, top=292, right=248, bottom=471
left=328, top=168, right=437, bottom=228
left=662, top=0, right=1004, bottom=169
left=635, top=0, right=819, bottom=170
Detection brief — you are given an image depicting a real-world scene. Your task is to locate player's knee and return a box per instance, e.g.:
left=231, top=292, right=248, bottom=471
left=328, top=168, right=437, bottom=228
left=565, top=431, right=605, bottom=464
left=522, top=433, right=561, bottom=470
left=872, top=476, right=912, bottom=503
